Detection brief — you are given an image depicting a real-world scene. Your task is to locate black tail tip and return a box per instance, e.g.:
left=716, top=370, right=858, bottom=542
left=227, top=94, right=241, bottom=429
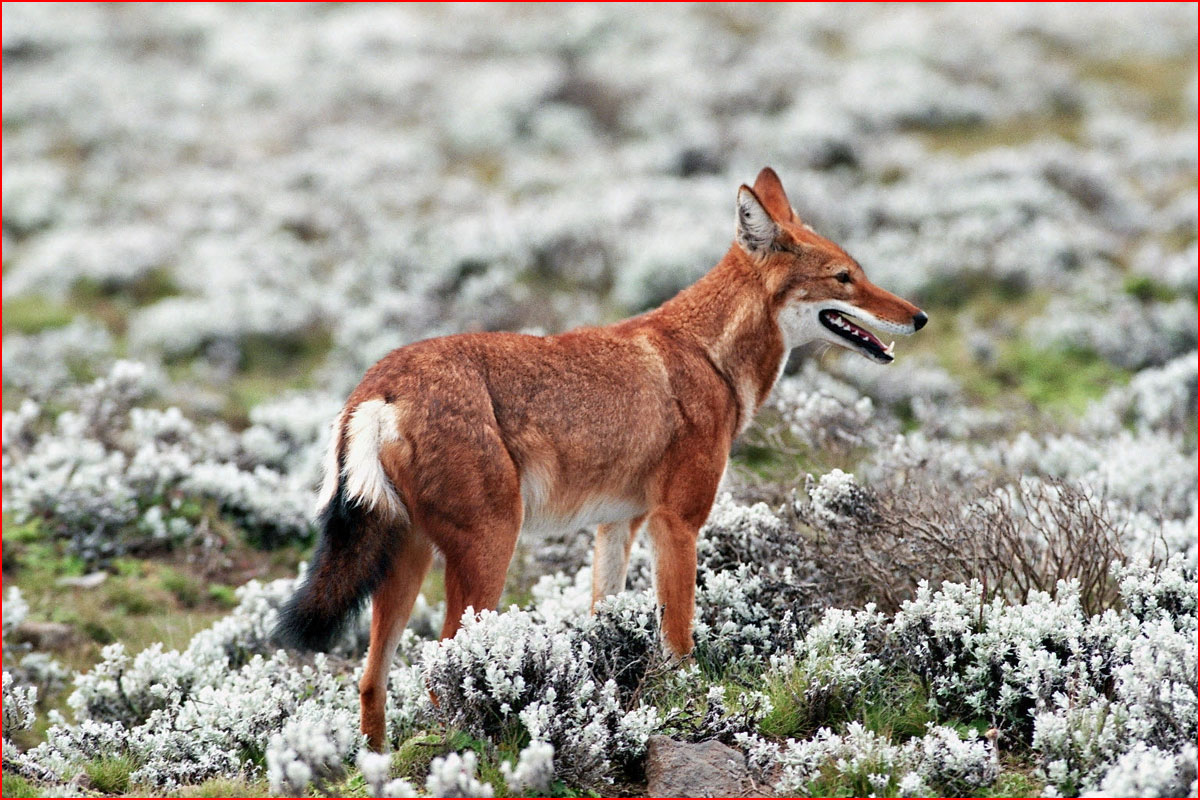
left=272, top=593, right=344, bottom=653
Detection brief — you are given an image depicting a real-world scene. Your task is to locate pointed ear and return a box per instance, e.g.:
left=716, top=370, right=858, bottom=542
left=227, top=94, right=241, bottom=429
left=736, top=185, right=780, bottom=255
left=752, top=167, right=796, bottom=223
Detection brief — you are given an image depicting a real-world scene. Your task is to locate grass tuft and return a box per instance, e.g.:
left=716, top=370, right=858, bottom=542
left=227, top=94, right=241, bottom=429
left=174, top=775, right=271, bottom=797
left=857, top=675, right=938, bottom=742
left=1, top=773, right=40, bottom=798
left=85, top=755, right=134, bottom=795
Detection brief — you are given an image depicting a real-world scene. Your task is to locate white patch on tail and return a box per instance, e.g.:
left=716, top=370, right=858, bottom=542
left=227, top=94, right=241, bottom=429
left=314, top=408, right=347, bottom=514
left=341, top=399, right=408, bottom=522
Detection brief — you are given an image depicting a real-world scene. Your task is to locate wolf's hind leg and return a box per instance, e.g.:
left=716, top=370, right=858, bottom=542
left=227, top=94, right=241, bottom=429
left=359, top=528, right=434, bottom=752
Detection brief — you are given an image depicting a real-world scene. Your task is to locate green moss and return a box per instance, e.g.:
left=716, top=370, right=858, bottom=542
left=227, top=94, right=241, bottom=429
left=207, top=584, right=239, bottom=609
left=113, top=557, right=146, bottom=578
left=391, top=732, right=456, bottom=783
left=1, top=773, right=40, bottom=798
left=66, top=268, right=182, bottom=335
left=1076, top=53, right=1198, bottom=123
left=328, top=769, right=369, bottom=798
left=917, top=112, right=1082, bottom=156
left=81, top=619, right=117, bottom=644
left=916, top=270, right=1031, bottom=311
left=202, top=325, right=333, bottom=427
left=981, top=769, right=1047, bottom=797
left=879, top=289, right=1130, bottom=419
left=12, top=559, right=229, bottom=674
left=159, top=566, right=204, bottom=608
left=238, top=327, right=333, bottom=377
left=995, top=342, right=1128, bottom=416
left=1123, top=273, right=1180, bottom=303
left=731, top=441, right=791, bottom=477
left=2, top=294, right=75, bottom=334
left=390, top=730, right=510, bottom=796
left=12, top=538, right=86, bottom=578
left=85, top=755, right=134, bottom=795
left=71, top=267, right=181, bottom=306
left=104, top=580, right=158, bottom=615
left=4, top=517, right=48, bottom=544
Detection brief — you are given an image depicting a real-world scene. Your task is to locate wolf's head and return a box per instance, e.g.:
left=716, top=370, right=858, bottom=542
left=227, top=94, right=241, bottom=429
left=735, top=167, right=927, bottom=363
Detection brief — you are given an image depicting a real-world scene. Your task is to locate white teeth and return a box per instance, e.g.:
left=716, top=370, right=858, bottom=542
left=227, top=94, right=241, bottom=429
left=826, top=312, right=896, bottom=359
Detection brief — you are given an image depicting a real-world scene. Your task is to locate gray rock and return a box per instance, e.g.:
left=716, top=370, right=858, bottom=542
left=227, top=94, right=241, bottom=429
left=15, top=621, right=76, bottom=650
left=644, top=735, right=757, bottom=798
left=57, top=571, right=108, bottom=589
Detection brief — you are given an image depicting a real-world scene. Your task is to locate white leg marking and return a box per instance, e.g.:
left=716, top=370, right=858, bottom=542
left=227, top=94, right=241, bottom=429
left=592, top=523, right=632, bottom=602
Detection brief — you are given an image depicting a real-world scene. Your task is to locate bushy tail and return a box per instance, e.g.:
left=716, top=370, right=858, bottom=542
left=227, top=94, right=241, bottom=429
left=274, top=482, right=402, bottom=651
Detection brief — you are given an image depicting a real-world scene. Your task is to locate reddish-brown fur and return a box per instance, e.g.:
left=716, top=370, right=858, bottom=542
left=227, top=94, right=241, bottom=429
left=281, top=168, right=925, bottom=750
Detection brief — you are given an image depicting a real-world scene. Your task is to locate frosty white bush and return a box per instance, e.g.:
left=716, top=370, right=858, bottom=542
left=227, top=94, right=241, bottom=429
left=34, top=650, right=361, bottom=792
left=265, top=706, right=359, bottom=795
left=1084, top=351, right=1197, bottom=437
left=1, top=320, right=115, bottom=399
left=1, top=671, right=58, bottom=782
left=623, top=661, right=772, bottom=747
left=70, top=571, right=370, bottom=731
left=766, top=606, right=886, bottom=729
left=579, top=590, right=662, bottom=697
left=357, top=750, right=417, bottom=798
left=881, top=558, right=1197, bottom=795
left=1084, top=743, right=1198, bottom=798
left=1031, top=293, right=1196, bottom=371
left=501, top=740, right=555, bottom=795
left=68, top=642, right=219, bottom=728
left=2, top=586, right=29, bottom=646
left=8, top=564, right=378, bottom=792
left=888, top=579, right=1094, bottom=734
left=425, top=751, right=495, bottom=798
left=2, top=587, right=69, bottom=702
left=423, top=607, right=658, bottom=788
left=3, top=671, right=38, bottom=733
left=691, top=494, right=818, bottom=664
left=764, top=365, right=893, bottom=457
left=3, top=361, right=317, bottom=564
left=738, top=721, right=998, bottom=797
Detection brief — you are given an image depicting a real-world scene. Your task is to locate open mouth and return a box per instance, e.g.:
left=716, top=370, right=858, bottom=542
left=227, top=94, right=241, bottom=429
left=819, top=309, right=895, bottom=363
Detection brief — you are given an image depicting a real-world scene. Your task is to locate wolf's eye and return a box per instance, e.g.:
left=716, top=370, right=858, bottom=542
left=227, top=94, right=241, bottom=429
left=836, top=271, right=851, bottom=284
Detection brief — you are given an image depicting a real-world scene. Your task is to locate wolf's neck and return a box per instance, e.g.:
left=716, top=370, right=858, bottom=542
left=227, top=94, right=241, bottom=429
left=652, top=248, right=788, bottom=431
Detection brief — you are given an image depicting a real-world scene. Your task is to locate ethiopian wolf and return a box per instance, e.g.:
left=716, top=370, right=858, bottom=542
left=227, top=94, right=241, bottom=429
left=275, top=168, right=928, bottom=750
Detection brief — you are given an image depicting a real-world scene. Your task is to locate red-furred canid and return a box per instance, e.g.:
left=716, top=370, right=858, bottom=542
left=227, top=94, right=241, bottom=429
left=276, top=167, right=928, bottom=750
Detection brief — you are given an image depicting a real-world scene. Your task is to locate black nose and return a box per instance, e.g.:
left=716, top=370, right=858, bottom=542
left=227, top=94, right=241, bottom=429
left=913, top=311, right=928, bottom=330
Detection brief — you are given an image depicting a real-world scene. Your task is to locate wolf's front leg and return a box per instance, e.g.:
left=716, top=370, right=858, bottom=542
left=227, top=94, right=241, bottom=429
left=590, top=516, right=646, bottom=611
left=647, top=508, right=699, bottom=659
